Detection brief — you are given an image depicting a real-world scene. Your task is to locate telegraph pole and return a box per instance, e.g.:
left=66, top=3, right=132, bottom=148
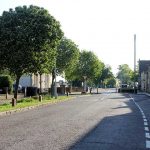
left=134, top=34, right=136, bottom=93
left=54, top=58, right=57, bottom=99
left=54, top=66, right=57, bottom=99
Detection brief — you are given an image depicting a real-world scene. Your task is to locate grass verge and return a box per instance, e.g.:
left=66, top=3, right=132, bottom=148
left=0, top=95, right=72, bottom=112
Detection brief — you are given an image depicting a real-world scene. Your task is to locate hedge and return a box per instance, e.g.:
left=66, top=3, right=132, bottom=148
left=0, top=75, right=13, bottom=93
left=118, top=88, right=137, bottom=93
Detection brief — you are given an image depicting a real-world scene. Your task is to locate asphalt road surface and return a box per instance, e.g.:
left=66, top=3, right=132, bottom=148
left=0, top=89, right=150, bottom=150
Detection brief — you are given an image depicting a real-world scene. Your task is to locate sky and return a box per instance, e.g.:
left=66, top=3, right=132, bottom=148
left=1, top=0, right=150, bottom=75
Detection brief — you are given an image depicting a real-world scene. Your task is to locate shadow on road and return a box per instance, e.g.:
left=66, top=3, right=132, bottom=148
left=68, top=94, right=145, bottom=150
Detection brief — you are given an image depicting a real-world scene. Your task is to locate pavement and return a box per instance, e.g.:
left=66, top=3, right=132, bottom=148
left=0, top=93, right=24, bottom=105
left=137, top=91, right=150, bottom=97
left=0, top=88, right=106, bottom=105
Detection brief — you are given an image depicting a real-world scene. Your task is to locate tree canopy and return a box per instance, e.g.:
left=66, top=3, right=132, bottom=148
left=56, top=37, right=79, bottom=80
left=50, top=37, right=79, bottom=96
left=0, top=5, right=63, bottom=99
left=100, top=65, right=116, bottom=87
left=71, top=50, right=104, bottom=86
left=117, top=64, right=133, bottom=85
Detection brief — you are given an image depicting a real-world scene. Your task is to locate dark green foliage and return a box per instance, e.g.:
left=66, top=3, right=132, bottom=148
left=0, top=5, right=63, bottom=75
left=118, top=88, right=137, bottom=93
left=0, top=75, right=13, bottom=93
left=117, top=64, right=133, bottom=84
left=103, top=77, right=116, bottom=88
left=51, top=37, right=79, bottom=96
left=56, top=37, right=79, bottom=74
left=100, top=65, right=116, bottom=87
left=72, top=80, right=82, bottom=87
left=0, top=5, right=63, bottom=99
left=131, top=71, right=138, bottom=82
left=71, top=50, right=104, bottom=86
left=101, top=65, right=113, bottom=81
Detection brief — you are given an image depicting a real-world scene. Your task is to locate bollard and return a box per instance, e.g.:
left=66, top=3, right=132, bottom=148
left=12, top=98, right=16, bottom=107
left=39, top=95, right=42, bottom=102
left=90, top=88, right=92, bottom=94
left=6, top=87, right=8, bottom=99
left=24, top=87, right=26, bottom=97
left=67, top=92, right=69, bottom=96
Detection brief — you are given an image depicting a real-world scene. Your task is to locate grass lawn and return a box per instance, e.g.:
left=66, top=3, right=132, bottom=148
left=0, top=95, right=72, bottom=112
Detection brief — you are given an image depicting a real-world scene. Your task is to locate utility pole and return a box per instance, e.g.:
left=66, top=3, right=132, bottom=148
left=54, top=66, right=57, bottom=99
left=134, top=34, right=136, bottom=93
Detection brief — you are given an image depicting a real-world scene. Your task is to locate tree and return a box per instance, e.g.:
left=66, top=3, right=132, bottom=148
left=117, top=64, right=133, bottom=85
left=131, top=71, right=138, bottom=83
left=57, top=37, right=79, bottom=75
left=0, top=5, right=63, bottom=99
left=72, top=50, right=104, bottom=87
left=51, top=37, right=79, bottom=96
left=103, top=77, right=116, bottom=88
left=100, top=65, right=114, bottom=87
left=0, top=75, right=13, bottom=93
left=101, top=65, right=113, bottom=80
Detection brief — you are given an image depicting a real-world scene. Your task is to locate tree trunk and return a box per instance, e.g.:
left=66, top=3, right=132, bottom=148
left=97, top=85, right=99, bottom=94
left=69, top=81, right=72, bottom=93
left=39, top=74, right=42, bottom=94
left=14, top=75, right=21, bottom=101
left=51, top=70, right=55, bottom=97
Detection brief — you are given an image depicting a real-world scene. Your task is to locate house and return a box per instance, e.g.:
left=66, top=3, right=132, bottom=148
left=19, top=73, right=52, bottom=90
left=19, top=73, right=66, bottom=92
left=139, top=60, right=150, bottom=91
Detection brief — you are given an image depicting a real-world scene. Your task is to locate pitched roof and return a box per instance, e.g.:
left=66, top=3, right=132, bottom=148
left=139, top=60, right=150, bottom=74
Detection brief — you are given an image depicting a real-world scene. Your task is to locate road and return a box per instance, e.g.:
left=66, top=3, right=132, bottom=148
left=0, top=89, right=150, bottom=150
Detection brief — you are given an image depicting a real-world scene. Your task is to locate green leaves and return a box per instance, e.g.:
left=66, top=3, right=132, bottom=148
left=117, top=64, right=133, bottom=84
left=0, top=5, right=63, bottom=76
left=71, top=50, right=104, bottom=85
left=0, top=5, right=63, bottom=98
left=56, top=37, right=79, bottom=80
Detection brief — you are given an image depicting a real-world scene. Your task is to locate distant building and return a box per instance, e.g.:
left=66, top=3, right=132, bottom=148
left=19, top=73, right=66, bottom=92
left=19, top=73, right=52, bottom=89
left=139, top=60, right=150, bottom=91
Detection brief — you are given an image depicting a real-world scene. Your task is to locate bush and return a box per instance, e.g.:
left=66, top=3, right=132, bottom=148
left=118, top=88, right=137, bottom=93
left=0, top=75, right=13, bottom=93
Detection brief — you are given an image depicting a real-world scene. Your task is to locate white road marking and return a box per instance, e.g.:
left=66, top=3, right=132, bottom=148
left=130, top=95, right=150, bottom=149
left=144, top=122, right=148, bottom=126
left=145, top=127, right=149, bottom=131
left=146, top=140, right=150, bottom=148
left=146, top=133, right=150, bottom=138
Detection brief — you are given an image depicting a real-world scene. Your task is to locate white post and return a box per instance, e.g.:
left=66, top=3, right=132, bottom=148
left=134, top=34, right=136, bottom=93
left=54, top=66, right=57, bottom=99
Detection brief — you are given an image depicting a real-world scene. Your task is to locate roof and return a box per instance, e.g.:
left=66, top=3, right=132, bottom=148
left=139, top=60, right=150, bottom=74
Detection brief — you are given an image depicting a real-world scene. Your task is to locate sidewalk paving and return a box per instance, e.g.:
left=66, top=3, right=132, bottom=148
left=0, top=88, right=105, bottom=106
left=137, top=91, right=150, bottom=97
left=0, top=94, right=24, bottom=105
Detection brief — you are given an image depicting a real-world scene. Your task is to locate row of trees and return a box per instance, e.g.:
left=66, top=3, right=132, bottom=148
left=0, top=5, right=115, bottom=99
